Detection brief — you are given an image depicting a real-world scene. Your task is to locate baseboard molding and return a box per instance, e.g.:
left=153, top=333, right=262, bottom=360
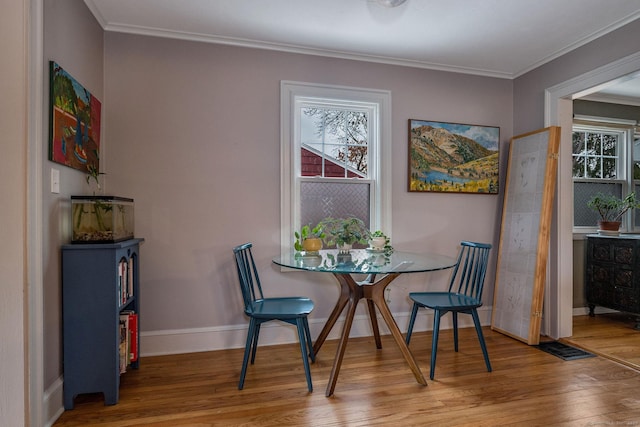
left=572, top=306, right=619, bottom=316
left=44, top=377, right=64, bottom=427
left=140, top=305, right=493, bottom=357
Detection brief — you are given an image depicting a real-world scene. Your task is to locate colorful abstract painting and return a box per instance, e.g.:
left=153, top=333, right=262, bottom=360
left=408, top=119, right=500, bottom=194
left=49, top=61, right=101, bottom=173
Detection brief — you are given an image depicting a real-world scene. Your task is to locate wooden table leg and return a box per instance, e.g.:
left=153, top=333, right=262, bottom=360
left=313, top=279, right=350, bottom=355
left=362, top=275, right=382, bottom=349
left=325, top=274, right=362, bottom=397
left=320, top=272, right=426, bottom=397
left=367, top=299, right=382, bottom=349
left=364, top=273, right=427, bottom=386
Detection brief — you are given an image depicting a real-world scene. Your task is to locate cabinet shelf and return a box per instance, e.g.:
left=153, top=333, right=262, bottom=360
left=586, top=234, right=640, bottom=317
left=62, top=238, right=143, bottom=409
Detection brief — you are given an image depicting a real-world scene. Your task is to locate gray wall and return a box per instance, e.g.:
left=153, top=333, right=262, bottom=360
left=103, top=34, right=512, bottom=332
left=574, top=99, right=640, bottom=121
left=514, top=19, right=640, bottom=134
left=43, top=0, right=104, bottom=388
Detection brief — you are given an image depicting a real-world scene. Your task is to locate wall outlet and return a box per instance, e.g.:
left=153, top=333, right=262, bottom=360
left=385, top=288, right=391, bottom=303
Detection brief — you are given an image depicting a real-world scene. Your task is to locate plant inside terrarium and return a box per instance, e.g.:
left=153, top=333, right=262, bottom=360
left=72, top=164, right=134, bottom=243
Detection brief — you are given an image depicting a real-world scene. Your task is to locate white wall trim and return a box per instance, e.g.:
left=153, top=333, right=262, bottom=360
left=280, top=81, right=392, bottom=255
left=572, top=306, right=619, bottom=316
left=29, top=0, right=45, bottom=425
left=43, top=377, right=64, bottom=427
left=544, top=50, right=640, bottom=339
left=140, top=306, right=493, bottom=357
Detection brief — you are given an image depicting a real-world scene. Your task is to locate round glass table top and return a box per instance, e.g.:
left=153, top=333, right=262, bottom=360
left=273, top=249, right=457, bottom=275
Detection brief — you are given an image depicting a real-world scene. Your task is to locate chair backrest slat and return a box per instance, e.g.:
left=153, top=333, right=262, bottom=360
left=449, top=241, right=491, bottom=301
left=233, top=243, right=264, bottom=313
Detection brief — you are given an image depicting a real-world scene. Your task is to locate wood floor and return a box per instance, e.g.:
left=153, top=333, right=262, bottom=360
left=54, top=317, right=640, bottom=426
left=563, top=312, right=640, bottom=371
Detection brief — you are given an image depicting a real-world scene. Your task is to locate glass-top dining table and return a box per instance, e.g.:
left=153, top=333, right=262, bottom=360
left=273, top=248, right=457, bottom=396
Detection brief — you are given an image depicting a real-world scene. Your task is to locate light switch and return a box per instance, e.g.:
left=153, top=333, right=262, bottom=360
left=51, top=168, right=60, bottom=193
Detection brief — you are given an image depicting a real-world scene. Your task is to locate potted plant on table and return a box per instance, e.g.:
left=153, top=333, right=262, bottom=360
left=318, top=217, right=371, bottom=253
left=369, top=230, right=393, bottom=253
left=294, top=223, right=325, bottom=253
left=586, top=192, right=640, bottom=233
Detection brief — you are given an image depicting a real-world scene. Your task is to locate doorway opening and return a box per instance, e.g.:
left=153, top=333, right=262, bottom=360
left=545, top=51, right=640, bottom=339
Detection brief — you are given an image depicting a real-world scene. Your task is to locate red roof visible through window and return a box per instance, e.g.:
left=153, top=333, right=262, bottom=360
left=301, top=148, right=361, bottom=178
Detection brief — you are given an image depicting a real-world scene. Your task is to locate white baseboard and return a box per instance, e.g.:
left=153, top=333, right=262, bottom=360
left=43, top=377, right=64, bottom=427
left=140, top=305, right=494, bottom=357
left=572, top=306, right=619, bottom=316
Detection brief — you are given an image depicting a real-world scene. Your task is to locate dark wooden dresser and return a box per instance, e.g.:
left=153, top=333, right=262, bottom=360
left=585, top=234, right=640, bottom=318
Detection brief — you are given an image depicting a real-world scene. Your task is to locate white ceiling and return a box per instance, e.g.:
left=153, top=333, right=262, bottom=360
left=84, top=0, right=640, bottom=101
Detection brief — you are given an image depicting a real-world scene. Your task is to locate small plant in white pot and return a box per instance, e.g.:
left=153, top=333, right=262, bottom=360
left=369, top=230, right=393, bottom=252
left=587, top=192, right=640, bottom=233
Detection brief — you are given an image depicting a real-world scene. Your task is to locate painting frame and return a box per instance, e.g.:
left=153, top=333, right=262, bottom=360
left=408, top=119, right=500, bottom=194
left=49, top=61, right=102, bottom=174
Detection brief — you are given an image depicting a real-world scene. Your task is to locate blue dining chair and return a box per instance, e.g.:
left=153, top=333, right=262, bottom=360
left=405, top=241, right=492, bottom=380
left=233, top=243, right=315, bottom=392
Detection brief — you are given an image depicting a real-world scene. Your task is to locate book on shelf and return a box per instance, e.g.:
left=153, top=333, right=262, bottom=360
left=126, top=310, right=138, bottom=362
left=128, top=257, right=134, bottom=300
left=119, top=317, right=128, bottom=374
left=119, top=310, right=138, bottom=372
left=118, top=257, right=135, bottom=306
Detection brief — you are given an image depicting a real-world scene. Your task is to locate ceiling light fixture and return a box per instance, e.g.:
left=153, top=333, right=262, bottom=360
left=376, top=0, right=407, bottom=7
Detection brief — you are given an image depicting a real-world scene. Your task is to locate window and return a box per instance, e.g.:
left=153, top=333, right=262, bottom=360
left=572, top=121, right=638, bottom=231
left=280, top=81, right=391, bottom=250
left=634, top=131, right=640, bottom=227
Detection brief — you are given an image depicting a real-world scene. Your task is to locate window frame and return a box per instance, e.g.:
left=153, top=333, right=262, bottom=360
left=280, top=81, right=392, bottom=251
left=572, top=120, right=636, bottom=233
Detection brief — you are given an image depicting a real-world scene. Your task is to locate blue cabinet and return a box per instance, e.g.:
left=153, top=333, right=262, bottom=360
left=62, top=238, right=143, bottom=409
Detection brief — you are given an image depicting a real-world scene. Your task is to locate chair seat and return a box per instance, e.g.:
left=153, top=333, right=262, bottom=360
left=248, top=297, right=314, bottom=319
left=409, top=292, right=482, bottom=311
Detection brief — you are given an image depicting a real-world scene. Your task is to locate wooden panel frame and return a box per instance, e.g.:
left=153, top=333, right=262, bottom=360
left=491, top=126, right=561, bottom=345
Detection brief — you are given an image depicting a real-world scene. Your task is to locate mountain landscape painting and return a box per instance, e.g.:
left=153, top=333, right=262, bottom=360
left=409, top=119, right=500, bottom=194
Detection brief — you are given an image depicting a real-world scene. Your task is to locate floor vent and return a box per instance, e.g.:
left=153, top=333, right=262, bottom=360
left=536, top=341, right=596, bottom=361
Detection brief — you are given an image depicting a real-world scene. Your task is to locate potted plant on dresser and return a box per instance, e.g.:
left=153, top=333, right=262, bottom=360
left=587, top=192, right=640, bottom=234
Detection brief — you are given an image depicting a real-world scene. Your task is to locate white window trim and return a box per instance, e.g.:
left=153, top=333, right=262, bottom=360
left=572, top=121, right=636, bottom=233
left=280, top=81, right=392, bottom=252
left=572, top=124, right=627, bottom=181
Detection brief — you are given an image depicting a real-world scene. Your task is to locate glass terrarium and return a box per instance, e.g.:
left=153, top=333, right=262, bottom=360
left=71, top=196, right=134, bottom=243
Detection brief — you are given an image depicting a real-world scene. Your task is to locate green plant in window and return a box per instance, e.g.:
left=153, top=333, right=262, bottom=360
left=586, top=192, right=640, bottom=222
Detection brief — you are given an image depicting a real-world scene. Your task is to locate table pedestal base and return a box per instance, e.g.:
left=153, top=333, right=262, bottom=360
left=313, top=272, right=427, bottom=396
